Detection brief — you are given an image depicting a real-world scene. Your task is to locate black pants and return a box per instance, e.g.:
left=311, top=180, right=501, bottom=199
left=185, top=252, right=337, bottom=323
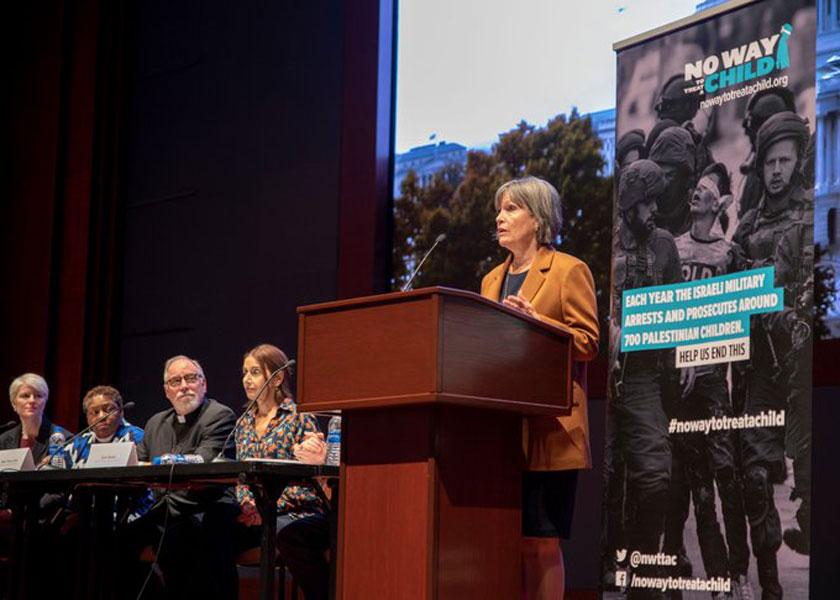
left=237, top=513, right=331, bottom=600
left=609, top=376, right=671, bottom=558
left=739, top=361, right=785, bottom=599
left=662, top=433, right=727, bottom=578
left=663, top=372, right=749, bottom=578
left=123, top=501, right=239, bottom=600
left=785, top=340, right=812, bottom=539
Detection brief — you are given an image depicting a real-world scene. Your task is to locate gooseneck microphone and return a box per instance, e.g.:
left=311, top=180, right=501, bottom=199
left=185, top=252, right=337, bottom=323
left=402, top=233, right=447, bottom=292
left=38, top=401, right=136, bottom=469
left=212, top=359, right=296, bottom=463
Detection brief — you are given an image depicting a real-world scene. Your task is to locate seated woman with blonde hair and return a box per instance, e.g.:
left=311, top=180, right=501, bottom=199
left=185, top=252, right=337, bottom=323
left=0, top=373, right=72, bottom=465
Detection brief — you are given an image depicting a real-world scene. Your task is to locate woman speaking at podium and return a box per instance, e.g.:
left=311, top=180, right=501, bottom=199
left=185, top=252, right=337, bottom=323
left=480, top=177, right=599, bottom=600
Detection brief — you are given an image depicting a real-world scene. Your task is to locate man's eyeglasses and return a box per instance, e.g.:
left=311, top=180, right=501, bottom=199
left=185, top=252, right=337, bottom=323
left=165, top=373, right=203, bottom=389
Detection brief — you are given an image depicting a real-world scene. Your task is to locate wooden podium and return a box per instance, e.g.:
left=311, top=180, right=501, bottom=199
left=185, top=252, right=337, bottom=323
left=297, top=287, right=574, bottom=599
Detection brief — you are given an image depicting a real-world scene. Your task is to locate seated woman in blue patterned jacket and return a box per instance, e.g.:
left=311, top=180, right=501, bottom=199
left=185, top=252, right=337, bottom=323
left=68, top=385, right=143, bottom=467
left=67, top=385, right=154, bottom=521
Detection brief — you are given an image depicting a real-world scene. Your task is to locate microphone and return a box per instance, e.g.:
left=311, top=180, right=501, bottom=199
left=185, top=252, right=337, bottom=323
left=0, top=420, right=18, bottom=434
left=402, top=233, right=446, bottom=292
left=39, top=402, right=136, bottom=470
left=212, top=359, right=296, bottom=462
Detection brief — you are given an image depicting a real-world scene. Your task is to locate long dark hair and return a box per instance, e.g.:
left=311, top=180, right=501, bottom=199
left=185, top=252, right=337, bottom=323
left=244, top=343, right=294, bottom=401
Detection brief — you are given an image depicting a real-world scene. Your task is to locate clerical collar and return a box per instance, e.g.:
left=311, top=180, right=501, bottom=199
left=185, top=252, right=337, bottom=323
left=174, top=398, right=208, bottom=425
left=94, top=433, right=116, bottom=444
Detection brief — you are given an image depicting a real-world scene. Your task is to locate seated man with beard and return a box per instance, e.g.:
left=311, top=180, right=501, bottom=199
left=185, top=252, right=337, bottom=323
left=126, top=355, right=238, bottom=600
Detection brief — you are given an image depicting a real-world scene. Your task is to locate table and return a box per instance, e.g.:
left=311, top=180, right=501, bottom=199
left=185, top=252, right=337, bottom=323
left=0, top=460, right=338, bottom=599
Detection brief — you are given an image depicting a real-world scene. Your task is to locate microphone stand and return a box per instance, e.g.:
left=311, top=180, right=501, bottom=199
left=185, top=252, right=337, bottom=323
left=402, top=233, right=446, bottom=291
left=212, top=359, right=296, bottom=463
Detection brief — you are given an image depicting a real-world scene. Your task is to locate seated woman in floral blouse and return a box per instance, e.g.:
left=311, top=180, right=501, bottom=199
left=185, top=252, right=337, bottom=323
left=235, top=343, right=329, bottom=600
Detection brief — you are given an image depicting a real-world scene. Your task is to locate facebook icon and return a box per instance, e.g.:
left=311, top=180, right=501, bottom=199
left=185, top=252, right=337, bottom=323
left=615, top=571, right=628, bottom=587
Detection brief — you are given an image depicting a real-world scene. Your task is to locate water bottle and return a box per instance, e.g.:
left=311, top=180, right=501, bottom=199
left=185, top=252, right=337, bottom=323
left=48, top=431, right=67, bottom=469
left=152, top=453, right=204, bottom=465
left=325, top=416, right=341, bottom=466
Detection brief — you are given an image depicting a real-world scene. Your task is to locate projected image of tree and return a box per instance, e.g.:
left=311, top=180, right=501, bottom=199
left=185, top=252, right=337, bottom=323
left=393, top=111, right=614, bottom=338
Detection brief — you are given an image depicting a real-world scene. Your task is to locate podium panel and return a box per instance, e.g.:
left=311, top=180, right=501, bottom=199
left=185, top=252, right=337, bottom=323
left=339, top=405, right=520, bottom=599
left=297, top=288, right=574, bottom=599
left=298, top=287, right=573, bottom=415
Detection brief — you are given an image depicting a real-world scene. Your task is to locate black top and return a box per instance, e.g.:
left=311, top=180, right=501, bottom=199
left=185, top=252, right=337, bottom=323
left=500, top=270, right=528, bottom=301
left=138, top=398, right=237, bottom=515
left=0, top=418, right=72, bottom=463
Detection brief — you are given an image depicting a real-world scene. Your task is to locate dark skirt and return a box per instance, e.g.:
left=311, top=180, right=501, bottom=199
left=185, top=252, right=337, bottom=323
left=521, top=470, right=579, bottom=539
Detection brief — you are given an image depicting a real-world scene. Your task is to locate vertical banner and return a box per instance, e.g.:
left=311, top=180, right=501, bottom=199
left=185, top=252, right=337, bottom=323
left=604, top=1, right=816, bottom=598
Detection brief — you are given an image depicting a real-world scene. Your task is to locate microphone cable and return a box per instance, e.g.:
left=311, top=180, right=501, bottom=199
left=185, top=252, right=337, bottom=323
left=135, top=460, right=176, bottom=600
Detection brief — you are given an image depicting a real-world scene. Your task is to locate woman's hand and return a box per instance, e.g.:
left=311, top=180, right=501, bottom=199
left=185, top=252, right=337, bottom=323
left=293, top=431, right=327, bottom=465
left=237, top=499, right=262, bottom=527
left=502, top=292, right=538, bottom=319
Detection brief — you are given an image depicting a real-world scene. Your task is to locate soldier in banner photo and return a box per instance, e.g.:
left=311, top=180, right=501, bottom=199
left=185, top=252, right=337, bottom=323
left=772, top=160, right=814, bottom=560
left=648, top=126, right=697, bottom=237
left=607, top=159, right=683, bottom=597
left=601, top=129, right=650, bottom=592
left=737, top=88, right=798, bottom=219
left=731, top=111, right=813, bottom=600
left=654, top=75, right=701, bottom=127
left=654, top=75, right=716, bottom=183
left=616, top=129, right=646, bottom=171
left=663, top=172, right=753, bottom=600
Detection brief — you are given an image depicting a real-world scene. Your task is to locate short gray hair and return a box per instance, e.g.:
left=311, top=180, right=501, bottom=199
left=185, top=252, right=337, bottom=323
left=162, top=355, right=206, bottom=382
left=9, top=373, right=49, bottom=408
left=494, top=176, right=563, bottom=247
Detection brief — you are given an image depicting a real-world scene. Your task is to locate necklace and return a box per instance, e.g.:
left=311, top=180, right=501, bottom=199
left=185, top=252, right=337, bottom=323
left=509, top=257, right=533, bottom=274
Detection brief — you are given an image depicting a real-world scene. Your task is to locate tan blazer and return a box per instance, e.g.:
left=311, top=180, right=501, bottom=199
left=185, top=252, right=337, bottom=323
left=480, top=246, right=600, bottom=471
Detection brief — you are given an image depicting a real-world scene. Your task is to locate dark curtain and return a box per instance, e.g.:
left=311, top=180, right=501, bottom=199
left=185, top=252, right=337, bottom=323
left=0, top=0, right=127, bottom=431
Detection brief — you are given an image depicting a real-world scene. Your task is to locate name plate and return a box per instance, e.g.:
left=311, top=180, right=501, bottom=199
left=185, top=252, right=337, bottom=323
left=85, top=442, right=138, bottom=468
left=0, top=448, right=35, bottom=471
